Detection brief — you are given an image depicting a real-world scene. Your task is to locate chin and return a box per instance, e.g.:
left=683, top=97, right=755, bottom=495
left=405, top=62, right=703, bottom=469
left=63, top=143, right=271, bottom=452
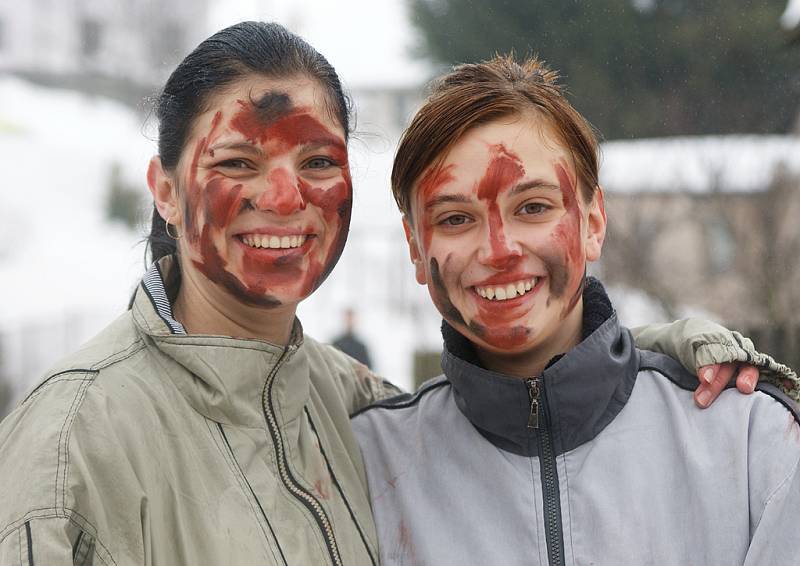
left=458, top=319, right=537, bottom=353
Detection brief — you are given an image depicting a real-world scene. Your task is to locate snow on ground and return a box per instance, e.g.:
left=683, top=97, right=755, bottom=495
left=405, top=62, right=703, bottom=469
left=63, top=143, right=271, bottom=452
left=0, top=76, right=154, bottom=399
left=600, top=135, right=800, bottom=193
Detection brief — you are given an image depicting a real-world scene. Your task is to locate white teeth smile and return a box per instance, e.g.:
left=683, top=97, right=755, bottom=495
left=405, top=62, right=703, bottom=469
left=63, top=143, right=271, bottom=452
left=475, top=278, right=537, bottom=301
left=241, top=234, right=308, bottom=249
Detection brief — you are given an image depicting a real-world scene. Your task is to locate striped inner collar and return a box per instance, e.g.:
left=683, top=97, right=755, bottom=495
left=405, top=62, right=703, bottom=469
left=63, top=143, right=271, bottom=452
left=142, top=262, right=186, bottom=335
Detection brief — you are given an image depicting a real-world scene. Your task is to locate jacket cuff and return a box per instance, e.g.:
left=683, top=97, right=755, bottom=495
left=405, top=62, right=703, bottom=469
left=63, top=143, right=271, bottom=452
left=694, top=332, right=799, bottom=404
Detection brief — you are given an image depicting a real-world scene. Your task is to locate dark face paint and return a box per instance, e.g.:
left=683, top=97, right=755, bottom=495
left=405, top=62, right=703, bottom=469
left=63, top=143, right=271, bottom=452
left=180, top=87, right=351, bottom=307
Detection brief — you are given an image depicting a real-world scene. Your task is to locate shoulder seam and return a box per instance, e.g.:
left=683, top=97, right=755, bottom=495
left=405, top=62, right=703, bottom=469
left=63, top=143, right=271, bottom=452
left=642, top=359, right=800, bottom=424
left=351, top=377, right=449, bottom=418
left=24, top=339, right=145, bottom=404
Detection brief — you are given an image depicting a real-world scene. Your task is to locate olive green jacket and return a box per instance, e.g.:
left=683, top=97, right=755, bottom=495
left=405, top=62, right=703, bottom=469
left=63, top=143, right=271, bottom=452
left=0, top=261, right=398, bottom=565
left=0, top=260, right=795, bottom=565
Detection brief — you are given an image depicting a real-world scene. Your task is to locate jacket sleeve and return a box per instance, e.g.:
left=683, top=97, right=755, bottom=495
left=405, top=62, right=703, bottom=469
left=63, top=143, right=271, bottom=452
left=630, top=318, right=799, bottom=403
left=345, top=358, right=405, bottom=413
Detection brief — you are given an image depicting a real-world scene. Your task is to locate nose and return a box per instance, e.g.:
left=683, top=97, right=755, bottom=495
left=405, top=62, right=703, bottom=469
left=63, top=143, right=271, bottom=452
left=478, top=211, right=522, bottom=270
left=253, top=168, right=306, bottom=215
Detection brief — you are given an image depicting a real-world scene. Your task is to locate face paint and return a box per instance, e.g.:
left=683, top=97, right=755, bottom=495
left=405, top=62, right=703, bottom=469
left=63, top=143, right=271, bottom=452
left=550, top=160, right=586, bottom=314
left=410, top=117, right=598, bottom=362
left=417, top=163, right=456, bottom=250
left=177, top=80, right=351, bottom=308
left=476, top=144, right=525, bottom=267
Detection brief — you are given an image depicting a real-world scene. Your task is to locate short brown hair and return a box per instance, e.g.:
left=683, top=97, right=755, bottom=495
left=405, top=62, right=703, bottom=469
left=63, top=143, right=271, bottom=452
left=391, top=54, right=600, bottom=219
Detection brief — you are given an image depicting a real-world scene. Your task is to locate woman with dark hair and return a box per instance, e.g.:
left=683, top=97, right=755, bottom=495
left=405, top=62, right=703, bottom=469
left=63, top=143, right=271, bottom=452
left=0, top=23, right=789, bottom=565
left=352, top=55, right=800, bottom=565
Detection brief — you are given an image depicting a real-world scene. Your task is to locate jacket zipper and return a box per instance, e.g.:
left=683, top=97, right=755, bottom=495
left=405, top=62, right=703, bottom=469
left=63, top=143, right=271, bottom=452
left=526, top=377, right=565, bottom=566
left=262, top=344, right=343, bottom=566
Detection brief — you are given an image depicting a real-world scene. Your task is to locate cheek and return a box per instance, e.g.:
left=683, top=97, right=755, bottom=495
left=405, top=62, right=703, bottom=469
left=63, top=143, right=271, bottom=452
left=296, top=176, right=353, bottom=293
left=204, top=176, right=244, bottom=230
left=537, top=162, right=587, bottom=311
left=428, top=255, right=467, bottom=327
left=183, top=111, right=224, bottom=240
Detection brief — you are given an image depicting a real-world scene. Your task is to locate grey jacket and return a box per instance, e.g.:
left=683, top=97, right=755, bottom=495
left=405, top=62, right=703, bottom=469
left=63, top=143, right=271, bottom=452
left=352, top=283, right=800, bottom=566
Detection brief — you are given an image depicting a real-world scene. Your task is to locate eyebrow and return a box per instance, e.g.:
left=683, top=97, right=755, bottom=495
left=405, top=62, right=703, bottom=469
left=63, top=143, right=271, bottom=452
left=509, top=179, right=561, bottom=196
left=424, top=193, right=473, bottom=210
left=207, top=141, right=263, bottom=156
left=298, top=138, right=347, bottom=153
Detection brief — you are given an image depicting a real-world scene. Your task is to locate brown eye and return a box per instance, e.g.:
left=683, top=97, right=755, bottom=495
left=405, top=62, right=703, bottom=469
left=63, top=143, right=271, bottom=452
left=520, top=202, right=549, bottom=215
left=218, top=159, right=252, bottom=170
left=440, top=214, right=469, bottom=226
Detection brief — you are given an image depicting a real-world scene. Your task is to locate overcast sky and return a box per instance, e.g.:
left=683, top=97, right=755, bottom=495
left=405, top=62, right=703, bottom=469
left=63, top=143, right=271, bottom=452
left=207, top=0, right=432, bottom=88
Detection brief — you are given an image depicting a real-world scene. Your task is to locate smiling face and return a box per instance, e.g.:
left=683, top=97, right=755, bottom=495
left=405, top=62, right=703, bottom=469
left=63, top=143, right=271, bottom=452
left=153, top=76, right=351, bottom=309
left=404, top=113, right=606, bottom=362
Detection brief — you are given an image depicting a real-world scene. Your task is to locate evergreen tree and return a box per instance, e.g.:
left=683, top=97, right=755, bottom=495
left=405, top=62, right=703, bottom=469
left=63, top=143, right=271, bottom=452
left=408, top=0, right=798, bottom=139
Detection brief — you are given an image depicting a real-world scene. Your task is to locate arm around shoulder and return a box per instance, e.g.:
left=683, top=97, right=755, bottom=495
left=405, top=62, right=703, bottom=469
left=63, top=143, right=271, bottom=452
left=631, top=318, right=799, bottom=403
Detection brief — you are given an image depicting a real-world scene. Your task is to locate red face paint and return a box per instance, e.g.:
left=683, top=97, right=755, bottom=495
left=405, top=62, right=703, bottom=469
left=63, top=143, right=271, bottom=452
left=476, top=144, right=525, bottom=267
left=550, top=161, right=585, bottom=314
left=417, top=163, right=456, bottom=250
left=180, top=88, right=351, bottom=307
left=231, top=103, right=346, bottom=160
left=424, top=145, right=530, bottom=350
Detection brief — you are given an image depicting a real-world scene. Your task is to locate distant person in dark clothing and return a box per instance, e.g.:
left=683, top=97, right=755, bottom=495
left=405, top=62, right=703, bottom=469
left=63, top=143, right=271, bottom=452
left=332, top=309, right=372, bottom=367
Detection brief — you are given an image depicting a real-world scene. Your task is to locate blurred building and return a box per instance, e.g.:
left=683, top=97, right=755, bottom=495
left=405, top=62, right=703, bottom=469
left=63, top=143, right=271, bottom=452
left=0, top=0, right=210, bottom=103
left=599, top=135, right=800, bottom=369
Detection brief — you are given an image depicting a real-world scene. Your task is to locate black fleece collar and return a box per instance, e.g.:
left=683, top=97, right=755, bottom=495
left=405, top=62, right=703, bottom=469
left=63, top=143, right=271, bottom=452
left=441, top=278, right=640, bottom=457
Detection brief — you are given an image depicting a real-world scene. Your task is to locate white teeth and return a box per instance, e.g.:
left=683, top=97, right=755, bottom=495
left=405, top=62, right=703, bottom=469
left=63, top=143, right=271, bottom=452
left=241, top=234, right=307, bottom=249
left=475, top=278, right=538, bottom=301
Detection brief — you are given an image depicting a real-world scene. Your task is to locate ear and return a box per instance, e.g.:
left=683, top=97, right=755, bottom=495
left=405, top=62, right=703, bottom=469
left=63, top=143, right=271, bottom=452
left=147, top=156, right=180, bottom=225
left=402, top=216, right=427, bottom=285
left=584, top=186, right=607, bottom=262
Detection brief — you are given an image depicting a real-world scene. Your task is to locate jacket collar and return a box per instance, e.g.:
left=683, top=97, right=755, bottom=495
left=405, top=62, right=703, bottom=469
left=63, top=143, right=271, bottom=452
left=130, top=256, right=309, bottom=428
left=442, top=278, right=640, bottom=457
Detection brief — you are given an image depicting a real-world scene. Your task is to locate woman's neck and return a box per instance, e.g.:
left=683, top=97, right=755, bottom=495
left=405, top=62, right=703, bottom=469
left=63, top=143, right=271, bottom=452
left=173, top=266, right=298, bottom=346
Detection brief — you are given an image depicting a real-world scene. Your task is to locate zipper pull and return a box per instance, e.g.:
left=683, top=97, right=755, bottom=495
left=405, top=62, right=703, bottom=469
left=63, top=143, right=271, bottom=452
left=526, top=378, right=540, bottom=429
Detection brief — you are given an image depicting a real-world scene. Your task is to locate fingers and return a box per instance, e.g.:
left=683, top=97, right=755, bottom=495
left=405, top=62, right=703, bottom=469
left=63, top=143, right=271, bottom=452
left=694, top=363, right=736, bottom=408
left=734, top=365, right=759, bottom=394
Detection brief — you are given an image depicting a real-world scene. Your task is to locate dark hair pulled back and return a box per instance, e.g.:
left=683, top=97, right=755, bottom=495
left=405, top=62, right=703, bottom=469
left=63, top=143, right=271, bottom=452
left=147, top=21, right=351, bottom=265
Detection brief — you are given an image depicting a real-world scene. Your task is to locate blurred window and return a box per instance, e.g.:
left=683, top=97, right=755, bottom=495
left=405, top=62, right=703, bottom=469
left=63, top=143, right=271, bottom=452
left=706, top=217, right=736, bottom=274
left=80, top=19, right=101, bottom=58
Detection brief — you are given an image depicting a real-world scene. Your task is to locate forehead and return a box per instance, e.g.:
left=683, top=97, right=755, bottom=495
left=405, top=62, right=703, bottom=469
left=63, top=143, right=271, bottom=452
left=441, top=114, right=570, bottom=178
left=189, top=75, right=344, bottom=141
